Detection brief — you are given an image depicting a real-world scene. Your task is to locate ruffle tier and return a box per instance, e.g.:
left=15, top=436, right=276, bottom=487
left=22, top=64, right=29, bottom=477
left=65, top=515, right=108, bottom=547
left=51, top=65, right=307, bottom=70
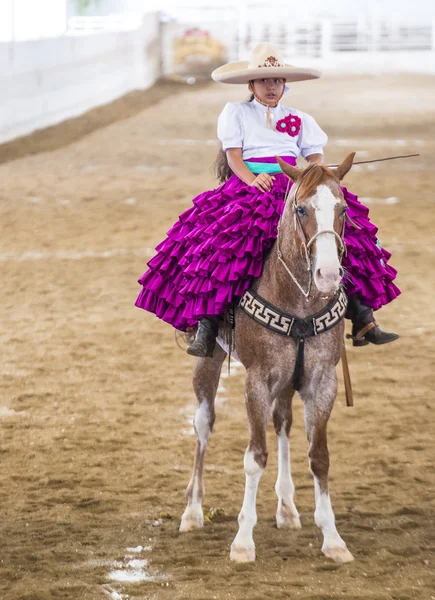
left=340, top=187, right=400, bottom=310
left=135, top=174, right=400, bottom=331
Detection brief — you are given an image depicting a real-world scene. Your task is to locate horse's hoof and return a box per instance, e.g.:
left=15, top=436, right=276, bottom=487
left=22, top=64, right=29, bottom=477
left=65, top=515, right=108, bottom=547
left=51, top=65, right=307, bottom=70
left=230, top=543, right=256, bottom=563
left=276, top=512, right=301, bottom=530
left=179, top=507, right=204, bottom=532
left=322, top=545, right=354, bottom=564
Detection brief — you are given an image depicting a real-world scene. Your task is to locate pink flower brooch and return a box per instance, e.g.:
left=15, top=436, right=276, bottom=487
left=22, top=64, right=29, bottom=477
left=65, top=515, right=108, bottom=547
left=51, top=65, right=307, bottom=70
left=276, top=114, right=301, bottom=137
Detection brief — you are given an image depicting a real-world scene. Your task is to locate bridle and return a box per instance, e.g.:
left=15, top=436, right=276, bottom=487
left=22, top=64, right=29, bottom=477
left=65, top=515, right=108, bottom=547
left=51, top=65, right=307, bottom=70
left=276, top=164, right=347, bottom=300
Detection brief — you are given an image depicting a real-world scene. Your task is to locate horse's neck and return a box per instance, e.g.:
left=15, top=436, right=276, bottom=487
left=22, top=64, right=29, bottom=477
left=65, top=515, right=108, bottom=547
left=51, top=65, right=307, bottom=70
left=255, top=211, right=326, bottom=317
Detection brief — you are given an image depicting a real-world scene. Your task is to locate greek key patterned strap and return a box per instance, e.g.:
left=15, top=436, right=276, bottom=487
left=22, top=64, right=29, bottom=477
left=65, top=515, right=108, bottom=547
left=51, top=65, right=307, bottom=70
left=239, top=291, right=294, bottom=336
left=312, top=289, right=348, bottom=335
left=239, top=287, right=347, bottom=338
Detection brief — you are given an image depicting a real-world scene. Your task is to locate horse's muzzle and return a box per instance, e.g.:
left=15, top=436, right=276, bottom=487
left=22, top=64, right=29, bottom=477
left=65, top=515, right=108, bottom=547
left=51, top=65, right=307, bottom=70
left=314, top=267, right=342, bottom=293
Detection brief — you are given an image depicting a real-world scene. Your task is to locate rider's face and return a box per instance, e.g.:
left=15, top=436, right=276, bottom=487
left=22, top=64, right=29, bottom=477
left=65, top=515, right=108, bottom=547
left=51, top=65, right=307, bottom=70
left=251, top=78, right=285, bottom=105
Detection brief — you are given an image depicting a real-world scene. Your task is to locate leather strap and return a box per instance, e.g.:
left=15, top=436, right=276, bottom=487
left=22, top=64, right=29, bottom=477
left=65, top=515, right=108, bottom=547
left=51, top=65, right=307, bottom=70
left=239, top=286, right=348, bottom=397
left=355, top=321, right=376, bottom=339
left=341, top=344, right=354, bottom=407
left=239, top=286, right=348, bottom=339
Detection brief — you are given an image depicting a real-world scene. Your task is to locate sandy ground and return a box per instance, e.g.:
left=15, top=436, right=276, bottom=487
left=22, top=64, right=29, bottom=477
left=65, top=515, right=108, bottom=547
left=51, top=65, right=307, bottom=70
left=0, top=74, right=434, bottom=600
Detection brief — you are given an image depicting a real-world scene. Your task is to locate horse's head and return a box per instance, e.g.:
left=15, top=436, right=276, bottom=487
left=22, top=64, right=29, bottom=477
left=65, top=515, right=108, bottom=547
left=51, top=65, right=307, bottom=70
left=276, top=153, right=355, bottom=295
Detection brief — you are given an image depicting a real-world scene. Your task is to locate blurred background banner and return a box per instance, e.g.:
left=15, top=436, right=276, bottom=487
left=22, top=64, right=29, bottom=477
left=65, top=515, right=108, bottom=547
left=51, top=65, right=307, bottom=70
left=170, top=28, right=227, bottom=82
left=0, top=0, right=434, bottom=142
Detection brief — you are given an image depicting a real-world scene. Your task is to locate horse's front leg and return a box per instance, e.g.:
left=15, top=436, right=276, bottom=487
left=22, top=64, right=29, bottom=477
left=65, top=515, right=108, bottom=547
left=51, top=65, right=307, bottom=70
left=300, top=368, right=354, bottom=563
left=180, top=345, right=226, bottom=532
left=273, top=388, right=301, bottom=529
left=230, top=370, right=273, bottom=563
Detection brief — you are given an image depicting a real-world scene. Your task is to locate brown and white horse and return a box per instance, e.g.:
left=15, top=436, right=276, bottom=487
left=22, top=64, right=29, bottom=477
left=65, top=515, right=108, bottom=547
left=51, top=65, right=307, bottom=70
left=179, top=153, right=356, bottom=564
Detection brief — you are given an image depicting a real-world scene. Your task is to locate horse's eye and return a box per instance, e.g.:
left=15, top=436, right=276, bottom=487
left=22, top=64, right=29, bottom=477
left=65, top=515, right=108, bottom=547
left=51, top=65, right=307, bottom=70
left=297, top=206, right=306, bottom=216
left=341, top=206, right=348, bottom=216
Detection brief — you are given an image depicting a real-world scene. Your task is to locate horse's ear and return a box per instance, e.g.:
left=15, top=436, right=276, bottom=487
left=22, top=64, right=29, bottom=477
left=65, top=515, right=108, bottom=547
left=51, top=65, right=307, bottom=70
left=276, top=156, right=301, bottom=182
left=334, top=152, right=356, bottom=180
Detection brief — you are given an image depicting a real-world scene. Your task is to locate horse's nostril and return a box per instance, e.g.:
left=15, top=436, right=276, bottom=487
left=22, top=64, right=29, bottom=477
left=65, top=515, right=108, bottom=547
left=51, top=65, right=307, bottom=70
left=315, top=267, right=341, bottom=285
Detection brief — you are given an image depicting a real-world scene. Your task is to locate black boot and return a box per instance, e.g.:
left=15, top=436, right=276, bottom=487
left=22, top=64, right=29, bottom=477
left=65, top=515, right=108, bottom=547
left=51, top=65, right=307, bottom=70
left=186, top=317, right=220, bottom=358
left=346, top=295, right=399, bottom=347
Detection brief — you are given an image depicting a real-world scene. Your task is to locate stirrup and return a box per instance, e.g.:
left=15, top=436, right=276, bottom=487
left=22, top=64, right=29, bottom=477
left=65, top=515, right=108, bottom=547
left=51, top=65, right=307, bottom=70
left=347, top=321, right=399, bottom=347
left=346, top=322, right=376, bottom=347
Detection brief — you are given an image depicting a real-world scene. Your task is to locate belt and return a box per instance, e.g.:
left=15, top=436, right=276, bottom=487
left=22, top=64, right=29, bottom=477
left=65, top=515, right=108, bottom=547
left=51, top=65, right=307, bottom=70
left=244, top=161, right=289, bottom=174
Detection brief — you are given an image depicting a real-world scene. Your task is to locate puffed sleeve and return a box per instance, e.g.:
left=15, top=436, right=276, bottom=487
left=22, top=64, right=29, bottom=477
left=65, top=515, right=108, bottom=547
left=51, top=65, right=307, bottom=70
left=298, top=112, right=328, bottom=159
left=217, top=102, right=244, bottom=150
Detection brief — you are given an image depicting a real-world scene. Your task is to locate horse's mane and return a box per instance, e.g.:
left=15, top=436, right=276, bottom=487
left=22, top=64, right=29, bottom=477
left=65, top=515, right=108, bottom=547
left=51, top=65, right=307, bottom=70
left=296, top=165, right=339, bottom=200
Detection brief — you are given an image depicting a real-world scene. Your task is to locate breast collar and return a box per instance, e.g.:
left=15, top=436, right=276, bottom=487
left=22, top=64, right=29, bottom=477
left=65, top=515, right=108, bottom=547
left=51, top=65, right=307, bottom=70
left=238, top=286, right=348, bottom=391
left=239, top=285, right=347, bottom=339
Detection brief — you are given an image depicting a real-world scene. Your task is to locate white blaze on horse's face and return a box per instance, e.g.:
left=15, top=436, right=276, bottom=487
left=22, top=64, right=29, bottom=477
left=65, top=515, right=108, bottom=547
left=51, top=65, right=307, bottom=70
left=310, top=184, right=342, bottom=294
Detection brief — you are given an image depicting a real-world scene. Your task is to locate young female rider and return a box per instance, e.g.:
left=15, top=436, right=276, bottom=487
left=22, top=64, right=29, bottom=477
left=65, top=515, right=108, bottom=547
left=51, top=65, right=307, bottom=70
left=135, top=43, right=400, bottom=356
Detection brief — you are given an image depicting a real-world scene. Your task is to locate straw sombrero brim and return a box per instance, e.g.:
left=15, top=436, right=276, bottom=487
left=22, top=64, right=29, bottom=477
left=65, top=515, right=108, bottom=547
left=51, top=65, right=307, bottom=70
left=212, top=61, right=321, bottom=84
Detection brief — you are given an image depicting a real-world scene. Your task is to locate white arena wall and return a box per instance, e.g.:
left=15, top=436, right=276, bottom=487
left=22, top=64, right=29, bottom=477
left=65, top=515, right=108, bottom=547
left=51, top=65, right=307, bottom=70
left=0, top=13, right=161, bottom=144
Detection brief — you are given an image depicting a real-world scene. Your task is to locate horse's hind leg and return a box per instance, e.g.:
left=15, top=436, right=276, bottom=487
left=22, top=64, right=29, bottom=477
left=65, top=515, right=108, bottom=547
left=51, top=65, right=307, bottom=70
left=300, top=369, right=354, bottom=563
left=179, top=344, right=226, bottom=532
left=273, top=388, right=301, bottom=529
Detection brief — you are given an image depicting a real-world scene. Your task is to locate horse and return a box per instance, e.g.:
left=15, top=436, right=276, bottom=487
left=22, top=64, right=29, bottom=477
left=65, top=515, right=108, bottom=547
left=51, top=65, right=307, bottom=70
left=179, top=153, right=356, bottom=564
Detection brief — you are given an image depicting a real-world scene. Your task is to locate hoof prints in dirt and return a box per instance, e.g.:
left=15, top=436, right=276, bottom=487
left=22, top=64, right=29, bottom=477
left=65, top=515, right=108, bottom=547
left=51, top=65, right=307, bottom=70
left=99, top=546, right=167, bottom=599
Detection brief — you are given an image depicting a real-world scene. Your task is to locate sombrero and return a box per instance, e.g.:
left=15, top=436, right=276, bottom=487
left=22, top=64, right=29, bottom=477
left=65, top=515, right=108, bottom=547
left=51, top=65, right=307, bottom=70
left=211, top=43, right=321, bottom=84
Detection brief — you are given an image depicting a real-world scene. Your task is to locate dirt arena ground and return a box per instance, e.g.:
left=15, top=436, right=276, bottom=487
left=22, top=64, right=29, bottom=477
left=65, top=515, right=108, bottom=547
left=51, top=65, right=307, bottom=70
left=0, top=73, right=434, bottom=600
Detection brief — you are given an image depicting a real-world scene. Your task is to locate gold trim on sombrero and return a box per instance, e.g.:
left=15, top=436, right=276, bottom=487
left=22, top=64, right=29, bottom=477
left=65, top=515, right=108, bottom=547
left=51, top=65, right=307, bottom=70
left=211, top=43, right=321, bottom=85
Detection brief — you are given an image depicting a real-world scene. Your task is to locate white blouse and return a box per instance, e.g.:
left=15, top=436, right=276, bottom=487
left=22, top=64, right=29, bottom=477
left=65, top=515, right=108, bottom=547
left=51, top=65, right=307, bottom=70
left=217, top=99, right=328, bottom=160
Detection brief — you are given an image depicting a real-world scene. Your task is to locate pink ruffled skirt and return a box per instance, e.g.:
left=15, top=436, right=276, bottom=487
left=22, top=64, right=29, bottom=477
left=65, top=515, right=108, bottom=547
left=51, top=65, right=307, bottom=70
left=135, top=158, right=400, bottom=331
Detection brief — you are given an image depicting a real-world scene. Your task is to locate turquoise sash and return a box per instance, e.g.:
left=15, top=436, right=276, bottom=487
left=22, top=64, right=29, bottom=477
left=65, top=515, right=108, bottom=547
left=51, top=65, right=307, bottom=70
left=244, top=161, right=285, bottom=174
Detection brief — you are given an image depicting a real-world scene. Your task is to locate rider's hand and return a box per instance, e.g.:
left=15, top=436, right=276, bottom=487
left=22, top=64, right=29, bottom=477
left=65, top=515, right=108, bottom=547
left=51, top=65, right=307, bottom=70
left=250, top=173, right=275, bottom=192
